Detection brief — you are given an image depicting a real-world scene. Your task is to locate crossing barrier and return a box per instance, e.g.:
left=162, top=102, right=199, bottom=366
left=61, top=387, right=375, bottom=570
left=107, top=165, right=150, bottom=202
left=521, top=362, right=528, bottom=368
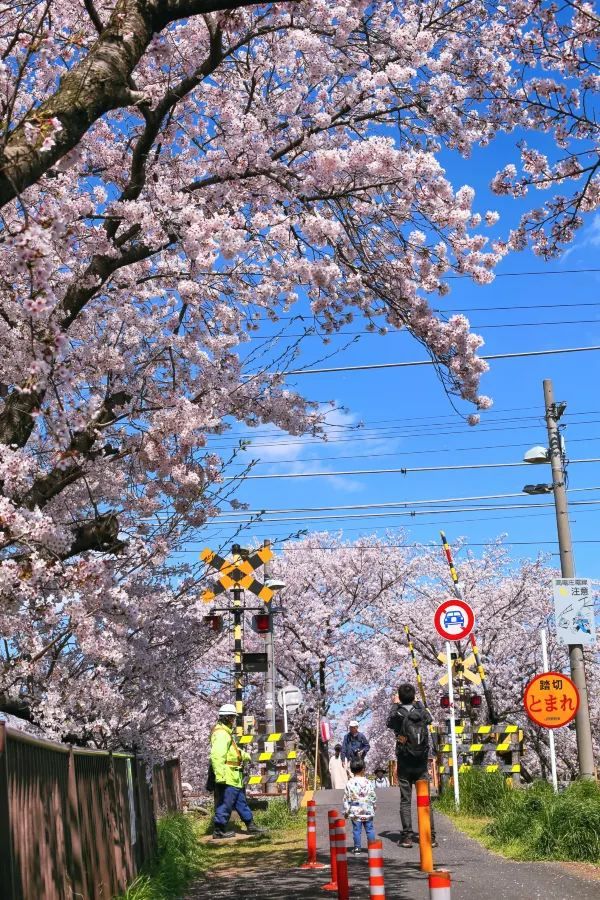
left=437, top=724, right=523, bottom=786
left=367, top=840, right=385, bottom=898
left=416, top=779, right=434, bottom=873
left=334, top=818, right=350, bottom=900
left=429, top=870, right=451, bottom=899
left=300, top=799, right=326, bottom=869
left=322, top=809, right=339, bottom=891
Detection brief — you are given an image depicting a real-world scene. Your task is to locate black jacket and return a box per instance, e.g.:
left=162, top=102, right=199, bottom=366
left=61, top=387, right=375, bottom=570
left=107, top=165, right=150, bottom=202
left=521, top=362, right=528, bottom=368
left=386, top=701, right=432, bottom=768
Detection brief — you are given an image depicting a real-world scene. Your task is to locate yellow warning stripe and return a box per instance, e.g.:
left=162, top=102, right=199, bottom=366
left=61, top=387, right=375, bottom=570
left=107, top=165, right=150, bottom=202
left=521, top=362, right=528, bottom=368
left=496, top=741, right=511, bottom=752
left=469, top=743, right=484, bottom=752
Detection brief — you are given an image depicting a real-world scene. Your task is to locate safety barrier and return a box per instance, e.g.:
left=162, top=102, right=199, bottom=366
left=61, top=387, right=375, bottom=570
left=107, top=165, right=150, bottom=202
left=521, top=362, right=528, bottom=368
left=416, top=779, right=434, bottom=873
left=437, top=724, right=523, bottom=786
left=367, top=840, right=385, bottom=898
left=300, top=799, right=326, bottom=869
left=334, top=817, right=349, bottom=900
left=322, top=809, right=339, bottom=891
left=429, top=870, right=452, bottom=899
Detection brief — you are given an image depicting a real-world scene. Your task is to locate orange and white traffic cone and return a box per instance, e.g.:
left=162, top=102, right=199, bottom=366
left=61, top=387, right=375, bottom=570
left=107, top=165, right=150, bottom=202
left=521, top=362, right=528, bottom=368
left=367, top=839, right=385, bottom=898
left=334, top=817, right=350, bottom=900
left=322, top=809, right=339, bottom=891
left=300, top=799, right=327, bottom=869
left=429, top=870, right=452, bottom=899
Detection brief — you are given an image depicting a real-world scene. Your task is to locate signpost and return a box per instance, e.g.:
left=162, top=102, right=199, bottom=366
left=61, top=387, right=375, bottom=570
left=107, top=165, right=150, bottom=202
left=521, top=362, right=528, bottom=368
left=540, top=630, right=558, bottom=793
left=434, top=598, right=475, bottom=642
left=524, top=671, right=579, bottom=729
left=552, top=578, right=595, bottom=646
left=434, top=598, right=475, bottom=810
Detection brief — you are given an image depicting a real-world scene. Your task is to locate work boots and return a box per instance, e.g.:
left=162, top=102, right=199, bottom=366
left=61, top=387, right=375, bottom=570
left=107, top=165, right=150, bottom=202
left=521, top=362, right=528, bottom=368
left=212, top=827, right=236, bottom=840
left=245, top=823, right=268, bottom=835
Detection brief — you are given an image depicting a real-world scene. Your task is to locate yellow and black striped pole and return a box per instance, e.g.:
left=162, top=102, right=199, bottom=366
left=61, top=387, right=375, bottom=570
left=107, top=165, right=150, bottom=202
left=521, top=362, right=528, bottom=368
left=439, top=531, right=497, bottom=724
left=232, top=585, right=244, bottom=736
left=404, top=624, right=428, bottom=708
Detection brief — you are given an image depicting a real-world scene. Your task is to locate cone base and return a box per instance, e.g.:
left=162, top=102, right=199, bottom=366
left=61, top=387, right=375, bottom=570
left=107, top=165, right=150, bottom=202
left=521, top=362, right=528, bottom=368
left=322, top=883, right=338, bottom=891
left=300, top=862, right=327, bottom=870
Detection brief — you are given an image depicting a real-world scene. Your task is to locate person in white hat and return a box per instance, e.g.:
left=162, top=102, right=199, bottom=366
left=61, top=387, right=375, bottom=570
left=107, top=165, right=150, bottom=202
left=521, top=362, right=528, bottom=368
left=341, top=719, right=370, bottom=770
left=209, top=703, right=266, bottom=839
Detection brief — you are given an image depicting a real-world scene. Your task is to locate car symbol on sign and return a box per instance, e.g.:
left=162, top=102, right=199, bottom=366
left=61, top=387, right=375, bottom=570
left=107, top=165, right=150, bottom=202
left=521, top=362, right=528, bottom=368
left=443, top=610, right=465, bottom=628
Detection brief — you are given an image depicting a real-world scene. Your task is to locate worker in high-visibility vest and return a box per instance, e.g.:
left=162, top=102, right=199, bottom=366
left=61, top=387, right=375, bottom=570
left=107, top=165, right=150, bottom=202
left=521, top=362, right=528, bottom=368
left=209, top=703, right=267, bottom=840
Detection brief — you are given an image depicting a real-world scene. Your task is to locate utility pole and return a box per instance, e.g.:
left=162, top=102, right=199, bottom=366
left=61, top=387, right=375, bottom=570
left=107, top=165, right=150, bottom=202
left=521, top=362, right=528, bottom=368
left=543, top=379, right=595, bottom=779
left=262, top=539, right=277, bottom=733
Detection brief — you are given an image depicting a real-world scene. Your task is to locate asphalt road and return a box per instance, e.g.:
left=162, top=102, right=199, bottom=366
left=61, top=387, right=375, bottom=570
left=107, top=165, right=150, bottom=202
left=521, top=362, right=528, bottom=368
left=192, top=788, right=600, bottom=900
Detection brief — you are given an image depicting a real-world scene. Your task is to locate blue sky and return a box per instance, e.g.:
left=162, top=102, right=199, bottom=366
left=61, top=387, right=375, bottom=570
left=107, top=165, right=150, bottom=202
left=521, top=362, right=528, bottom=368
left=189, top=139, right=600, bottom=589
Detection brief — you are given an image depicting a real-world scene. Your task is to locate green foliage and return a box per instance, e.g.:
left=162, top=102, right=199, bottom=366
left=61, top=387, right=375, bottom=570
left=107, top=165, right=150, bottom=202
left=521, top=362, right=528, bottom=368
left=253, top=799, right=307, bottom=832
left=437, top=775, right=600, bottom=864
left=117, top=801, right=306, bottom=899
left=487, top=780, right=600, bottom=863
left=436, top=769, right=510, bottom=816
left=117, top=814, right=207, bottom=900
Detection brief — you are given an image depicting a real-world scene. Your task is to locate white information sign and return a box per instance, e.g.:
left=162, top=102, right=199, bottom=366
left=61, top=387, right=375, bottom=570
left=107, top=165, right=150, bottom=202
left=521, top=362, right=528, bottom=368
left=552, top=578, right=596, bottom=646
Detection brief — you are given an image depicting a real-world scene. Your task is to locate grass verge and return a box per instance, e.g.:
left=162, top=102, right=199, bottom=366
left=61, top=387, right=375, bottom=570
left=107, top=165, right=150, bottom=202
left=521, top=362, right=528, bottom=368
left=117, top=801, right=306, bottom=900
left=435, top=773, right=600, bottom=865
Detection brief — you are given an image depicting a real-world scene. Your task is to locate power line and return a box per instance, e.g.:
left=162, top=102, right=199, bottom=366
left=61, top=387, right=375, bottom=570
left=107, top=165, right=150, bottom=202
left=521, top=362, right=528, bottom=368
left=278, top=345, right=600, bottom=377
left=202, top=498, right=600, bottom=526
left=215, top=486, right=600, bottom=517
left=223, top=435, right=600, bottom=467
left=222, top=457, right=600, bottom=481
left=244, top=317, right=600, bottom=340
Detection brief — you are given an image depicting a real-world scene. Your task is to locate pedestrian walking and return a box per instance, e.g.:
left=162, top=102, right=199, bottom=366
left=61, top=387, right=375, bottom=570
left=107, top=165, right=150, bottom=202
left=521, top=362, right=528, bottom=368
left=386, top=683, right=437, bottom=849
left=343, top=758, right=377, bottom=855
left=329, top=743, right=349, bottom=789
left=373, top=768, right=390, bottom=788
left=209, top=703, right=267, bottom=840
left=341, top=719, right=370, bottom=768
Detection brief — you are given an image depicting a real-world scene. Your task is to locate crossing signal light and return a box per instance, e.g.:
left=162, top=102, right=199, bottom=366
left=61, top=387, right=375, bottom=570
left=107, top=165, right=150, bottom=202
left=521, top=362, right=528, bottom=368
left=440, top=693, right=450, bottom=709
left=470, top=694, right=482, bottom=709
left=252, top=613, right=272, bottom=634
left=203, top=614, right=223, bottom=632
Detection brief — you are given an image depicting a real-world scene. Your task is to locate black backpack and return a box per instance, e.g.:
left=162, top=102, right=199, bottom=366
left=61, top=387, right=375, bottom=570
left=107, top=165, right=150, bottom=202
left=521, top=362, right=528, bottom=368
left=396, top=705, right=429, bottom=760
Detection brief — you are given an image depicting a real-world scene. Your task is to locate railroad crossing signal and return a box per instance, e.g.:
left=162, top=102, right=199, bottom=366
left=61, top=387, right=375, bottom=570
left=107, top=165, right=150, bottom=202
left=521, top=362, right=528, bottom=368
left=437, top=651, right=482, bottom=686
left=200, top=545, right=274, bottom=604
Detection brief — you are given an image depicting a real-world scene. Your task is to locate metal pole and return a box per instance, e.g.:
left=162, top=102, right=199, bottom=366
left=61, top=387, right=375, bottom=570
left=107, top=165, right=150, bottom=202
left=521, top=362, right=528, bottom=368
left=314, top=707, right=320, bottom=792
left=543, top=379, right=595, bottom=779
left=262, top=540, right=277, bottom=733
left=404, top=624, right=428, bottom=707
left=541, top=629, right=559, bottom=793
left=232, top=585, right=244, bottom=737
left=283, top=693, right=289, bottom=734
left=446, top=640, right=460, bottom=808
left=440, top=531, right=497, bottom=724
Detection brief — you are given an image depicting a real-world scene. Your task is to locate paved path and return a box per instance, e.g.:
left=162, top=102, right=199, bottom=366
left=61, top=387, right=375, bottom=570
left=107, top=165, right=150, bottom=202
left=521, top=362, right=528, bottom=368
left=190, top=788, right=600, bottom=899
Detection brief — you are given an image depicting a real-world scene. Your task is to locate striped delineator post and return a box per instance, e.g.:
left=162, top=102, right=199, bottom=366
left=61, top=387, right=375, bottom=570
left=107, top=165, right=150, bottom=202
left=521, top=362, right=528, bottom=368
left=416, top=779, right=434, bottom=873
left=334, top=818, right=349, bottom=900
left=322, top=809, right=339, bottom=891
left=300, top=799, right=326, bottom=869
left=367, top=840, right=385, bottom=899
left=429, top=870, right=452, bottom=899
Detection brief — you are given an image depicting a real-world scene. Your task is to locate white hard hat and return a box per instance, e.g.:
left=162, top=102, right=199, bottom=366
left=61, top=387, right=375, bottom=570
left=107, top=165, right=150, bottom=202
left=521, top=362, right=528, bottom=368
left=349, top=720, right=359, bottom=728
left=218, top=703, right=237, bottom=717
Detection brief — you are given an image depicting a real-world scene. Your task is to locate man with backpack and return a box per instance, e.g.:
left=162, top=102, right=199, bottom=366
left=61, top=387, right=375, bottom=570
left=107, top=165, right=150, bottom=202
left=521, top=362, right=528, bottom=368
left=386, top=683, right=437, bottom=849
left=209, top=703, right=267, bottom=839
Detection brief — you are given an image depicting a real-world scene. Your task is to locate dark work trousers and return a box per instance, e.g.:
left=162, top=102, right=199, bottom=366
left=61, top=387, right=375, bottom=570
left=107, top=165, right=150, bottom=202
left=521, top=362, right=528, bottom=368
left=397, top=762, right=436, bottom=838
left=214, top=784, right=254, bottom=828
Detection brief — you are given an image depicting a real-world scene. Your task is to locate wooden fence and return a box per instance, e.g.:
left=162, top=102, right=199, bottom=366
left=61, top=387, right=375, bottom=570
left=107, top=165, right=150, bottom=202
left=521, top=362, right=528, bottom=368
left=0, top=722, right=182, bottom=900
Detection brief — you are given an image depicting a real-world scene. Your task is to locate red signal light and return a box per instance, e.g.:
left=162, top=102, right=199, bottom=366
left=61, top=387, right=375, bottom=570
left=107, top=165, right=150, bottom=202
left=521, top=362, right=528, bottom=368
left=440, top=694, right=450, bottom=709
left=203, top=614, right=223, bottom=632
left=253, top=613, right=272, bottom=634
left=470, top=694, right=482, bottom=708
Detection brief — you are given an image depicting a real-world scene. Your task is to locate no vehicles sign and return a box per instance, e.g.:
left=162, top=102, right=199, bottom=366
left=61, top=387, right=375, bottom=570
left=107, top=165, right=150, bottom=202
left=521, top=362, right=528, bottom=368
left=434, top=598, right=475, bottom=641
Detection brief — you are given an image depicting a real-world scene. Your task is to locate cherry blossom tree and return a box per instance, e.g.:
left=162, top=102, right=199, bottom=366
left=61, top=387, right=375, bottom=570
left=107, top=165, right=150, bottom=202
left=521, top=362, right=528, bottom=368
left=1, top=1, right=599, bottom=750
left=263, top=535, right=599, bottom=781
